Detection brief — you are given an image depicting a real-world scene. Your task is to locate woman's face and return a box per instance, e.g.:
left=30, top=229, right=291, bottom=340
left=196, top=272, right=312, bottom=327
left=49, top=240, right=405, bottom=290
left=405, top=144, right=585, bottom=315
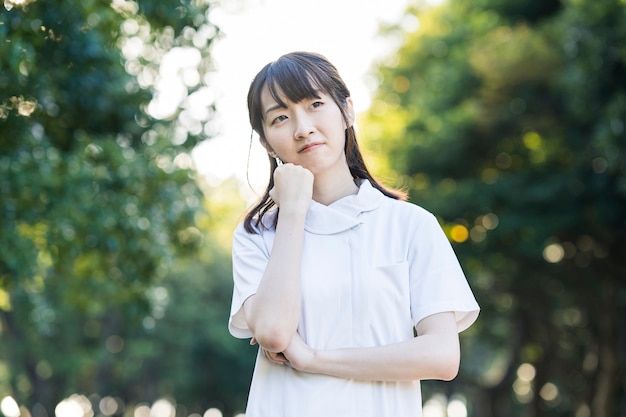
left=260, top=84, right=355, bottom=177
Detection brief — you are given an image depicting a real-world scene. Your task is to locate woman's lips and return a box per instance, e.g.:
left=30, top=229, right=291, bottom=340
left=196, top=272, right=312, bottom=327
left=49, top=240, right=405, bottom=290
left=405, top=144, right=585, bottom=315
left=299, top=142, right=324, bottom=153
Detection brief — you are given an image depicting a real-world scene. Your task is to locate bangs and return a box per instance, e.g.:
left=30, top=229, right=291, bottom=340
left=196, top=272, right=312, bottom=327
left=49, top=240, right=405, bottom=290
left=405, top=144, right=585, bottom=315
left=248, top=52, right=351, bottom=136
left=264, top=61, right=327, bottom=109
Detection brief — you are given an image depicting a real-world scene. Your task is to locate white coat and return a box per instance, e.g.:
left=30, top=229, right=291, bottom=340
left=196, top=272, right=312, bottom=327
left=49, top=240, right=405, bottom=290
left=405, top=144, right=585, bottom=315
left=229, top=180, right=480, bottom=417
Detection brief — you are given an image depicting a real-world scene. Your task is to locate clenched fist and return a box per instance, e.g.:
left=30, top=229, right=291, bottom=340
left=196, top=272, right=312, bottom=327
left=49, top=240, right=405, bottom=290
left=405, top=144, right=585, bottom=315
left=270, top=163, right=314, bottom=214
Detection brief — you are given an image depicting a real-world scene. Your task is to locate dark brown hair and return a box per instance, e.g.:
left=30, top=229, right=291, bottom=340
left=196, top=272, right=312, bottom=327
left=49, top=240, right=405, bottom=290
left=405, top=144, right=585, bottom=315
left=244, top=51, right=405, bottom=233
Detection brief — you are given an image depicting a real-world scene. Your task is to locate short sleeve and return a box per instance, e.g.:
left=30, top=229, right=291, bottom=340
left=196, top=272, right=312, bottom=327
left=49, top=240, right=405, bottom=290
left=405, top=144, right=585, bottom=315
left=228, top=222, right=272, bottom=339
left=409, top=213, right=479, bottom=332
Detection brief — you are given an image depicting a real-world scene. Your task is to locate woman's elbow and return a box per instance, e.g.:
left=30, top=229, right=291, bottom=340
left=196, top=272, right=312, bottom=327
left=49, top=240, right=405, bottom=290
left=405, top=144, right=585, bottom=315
left=252, top=326, right=292, bottom=353
left=245, top=301, right=295, bottom=352
left=437, top=346, right=461, bottom=381
left=439, top=359, right=460, bottom=381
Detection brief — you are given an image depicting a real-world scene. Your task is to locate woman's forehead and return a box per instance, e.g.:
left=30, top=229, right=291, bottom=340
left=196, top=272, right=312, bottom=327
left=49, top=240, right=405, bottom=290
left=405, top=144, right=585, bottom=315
left=268, top=71, right=326, bottom=99
left=260, top=82, right=325, bottom=110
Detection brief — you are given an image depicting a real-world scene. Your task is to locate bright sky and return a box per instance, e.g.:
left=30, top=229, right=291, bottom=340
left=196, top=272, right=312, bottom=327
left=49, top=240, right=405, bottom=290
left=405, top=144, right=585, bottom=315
left=191, top=0, right=414, bottom=196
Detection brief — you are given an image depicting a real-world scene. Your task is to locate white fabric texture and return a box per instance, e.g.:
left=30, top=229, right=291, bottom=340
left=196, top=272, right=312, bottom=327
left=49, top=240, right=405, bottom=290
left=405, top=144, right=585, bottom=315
left=229, top=179, right=480, bottom=417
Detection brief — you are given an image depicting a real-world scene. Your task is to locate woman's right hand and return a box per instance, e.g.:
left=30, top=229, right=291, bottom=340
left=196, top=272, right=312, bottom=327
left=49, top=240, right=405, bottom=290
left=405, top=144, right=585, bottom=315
left=269, top=163, right=313, bottom=213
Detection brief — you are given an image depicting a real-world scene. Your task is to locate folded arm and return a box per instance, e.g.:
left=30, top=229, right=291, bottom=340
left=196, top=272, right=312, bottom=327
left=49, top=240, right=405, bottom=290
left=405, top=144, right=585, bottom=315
left=281, top=311, right=461, bottom=382
left=243, top=209, right=306, bottom=353
left=243, top=164, right=313, bottom=353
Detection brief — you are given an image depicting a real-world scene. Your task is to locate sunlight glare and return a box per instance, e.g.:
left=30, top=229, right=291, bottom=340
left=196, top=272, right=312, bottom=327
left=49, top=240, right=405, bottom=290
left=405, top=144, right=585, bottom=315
left=147, top=47, right=202, bottom=120
left=192, top=0, right=412, bottom=189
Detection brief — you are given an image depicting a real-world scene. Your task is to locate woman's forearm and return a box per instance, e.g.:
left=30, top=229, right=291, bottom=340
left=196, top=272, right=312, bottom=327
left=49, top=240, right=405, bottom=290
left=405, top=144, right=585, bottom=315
left=285, top=312, right=460, bottom=382
left=245, top=209, right=307, bottom=352
left=312, top=333, right=460, bottom=381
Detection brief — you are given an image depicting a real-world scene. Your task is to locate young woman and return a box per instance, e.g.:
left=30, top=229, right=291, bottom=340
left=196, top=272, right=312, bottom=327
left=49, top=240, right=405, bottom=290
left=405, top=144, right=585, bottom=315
left=228, top=51, right=479, bottom=417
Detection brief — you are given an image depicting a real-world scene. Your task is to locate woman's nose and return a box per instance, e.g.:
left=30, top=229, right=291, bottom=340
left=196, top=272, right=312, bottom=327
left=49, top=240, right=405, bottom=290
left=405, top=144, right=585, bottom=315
left=293, top=112, right=314, bottom=139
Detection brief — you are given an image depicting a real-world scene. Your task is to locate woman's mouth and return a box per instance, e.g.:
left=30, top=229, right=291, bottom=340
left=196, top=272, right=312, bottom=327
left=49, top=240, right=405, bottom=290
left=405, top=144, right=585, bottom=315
left=299, top=142, right=324, bottom=153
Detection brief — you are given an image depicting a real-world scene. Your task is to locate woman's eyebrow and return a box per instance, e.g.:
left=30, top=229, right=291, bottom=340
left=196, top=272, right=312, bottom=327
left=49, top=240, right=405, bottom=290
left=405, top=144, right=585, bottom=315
left=264, top=103, right=285, bottom=115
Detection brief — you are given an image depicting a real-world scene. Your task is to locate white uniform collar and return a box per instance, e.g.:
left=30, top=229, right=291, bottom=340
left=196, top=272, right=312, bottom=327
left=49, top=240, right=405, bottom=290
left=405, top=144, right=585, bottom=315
left=304, top=179, right=384, bottom=235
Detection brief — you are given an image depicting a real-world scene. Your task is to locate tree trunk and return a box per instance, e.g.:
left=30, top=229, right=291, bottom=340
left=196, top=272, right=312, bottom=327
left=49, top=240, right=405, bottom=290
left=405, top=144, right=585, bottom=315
left=591, top=279, right=618, bottom=417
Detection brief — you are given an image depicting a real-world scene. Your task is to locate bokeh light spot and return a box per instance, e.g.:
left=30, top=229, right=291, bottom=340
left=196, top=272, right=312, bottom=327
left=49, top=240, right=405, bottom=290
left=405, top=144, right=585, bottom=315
left=422, top=394, right=447, bottom=417
left=592, top=157, right=608, bottom=173
left=55, top=394, right=93, bottom=417
left=447, top=398, right=467, bottom=417
left=481, top=168, right=499, bottom=184
left=495, top=152, right=512, bottom=169
left=543, top=243, right=564, bottom=263
left=523, top=131, right=542, bottom=150
left=513, top=379, right=533, bottom=403
left=134, top=404, right=150, bottom=417
left=470, top=226, right=486, bottom=242
left=393, top=76, right=411, bottom=93
left=481, top=213, right=499, bottom=230
left=1, top=396, right=20, bottom=417
left=203, top=409, right=222, bottom=417
left=151, top=399, right=175, bottom=417
left=517, top=363, right=536, bottom=382
left=99, top=397, right=121, bottom=416
left=450, top=225, right=469, bottom=243
left=576, top=404, right=591, bottom=417
left=36, top=360, right=53, bottom=379
left=105, top=335, right=125, bottom=354
left=539, top=382, right=559, bottom=402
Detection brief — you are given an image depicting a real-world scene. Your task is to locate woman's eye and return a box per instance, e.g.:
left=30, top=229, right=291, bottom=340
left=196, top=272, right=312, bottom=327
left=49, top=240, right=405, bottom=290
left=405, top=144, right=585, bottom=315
left=311, top=101, right=323, bottom=109
left=272, top=115, right=287, bottom=124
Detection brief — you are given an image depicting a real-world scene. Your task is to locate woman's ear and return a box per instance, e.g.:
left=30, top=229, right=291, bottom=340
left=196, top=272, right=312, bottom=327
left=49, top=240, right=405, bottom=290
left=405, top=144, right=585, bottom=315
left=344, top=97, right=356, bottom=128
left=260, top=138, right=278, bottom=159
left=265, top=148, right=283, bottom=165
left=265, top=145, right=278, bottom=159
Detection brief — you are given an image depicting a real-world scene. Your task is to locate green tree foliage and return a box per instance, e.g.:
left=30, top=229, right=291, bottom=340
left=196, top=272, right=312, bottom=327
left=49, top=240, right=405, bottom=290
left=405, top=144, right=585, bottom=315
left=137, top=179, right=255, bottom=416
left=0, top=0, right=230, bottom=412
left=363, top=0, right=625, bottom=415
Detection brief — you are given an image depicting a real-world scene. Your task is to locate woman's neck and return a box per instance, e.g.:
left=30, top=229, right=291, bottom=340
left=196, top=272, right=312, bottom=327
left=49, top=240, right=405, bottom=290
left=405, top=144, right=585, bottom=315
left=312, top=168, right=359, bottom=206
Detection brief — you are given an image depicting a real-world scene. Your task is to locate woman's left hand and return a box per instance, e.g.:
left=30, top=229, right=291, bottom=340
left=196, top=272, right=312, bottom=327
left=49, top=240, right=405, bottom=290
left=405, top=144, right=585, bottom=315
left=283, top=333, right=316, bottom=372
left=250, top=337, right=288, bottom=366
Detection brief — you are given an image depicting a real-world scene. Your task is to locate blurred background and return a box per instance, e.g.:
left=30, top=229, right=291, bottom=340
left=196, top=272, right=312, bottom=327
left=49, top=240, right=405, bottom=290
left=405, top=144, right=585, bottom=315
left=1, top=0, right=624, bottom=417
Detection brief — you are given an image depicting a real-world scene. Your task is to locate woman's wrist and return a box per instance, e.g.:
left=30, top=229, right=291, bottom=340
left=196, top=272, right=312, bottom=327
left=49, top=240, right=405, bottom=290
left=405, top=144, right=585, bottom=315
left=306, top=348, right=321, bottom=374
left=277, top=205, right=309, bottom=220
